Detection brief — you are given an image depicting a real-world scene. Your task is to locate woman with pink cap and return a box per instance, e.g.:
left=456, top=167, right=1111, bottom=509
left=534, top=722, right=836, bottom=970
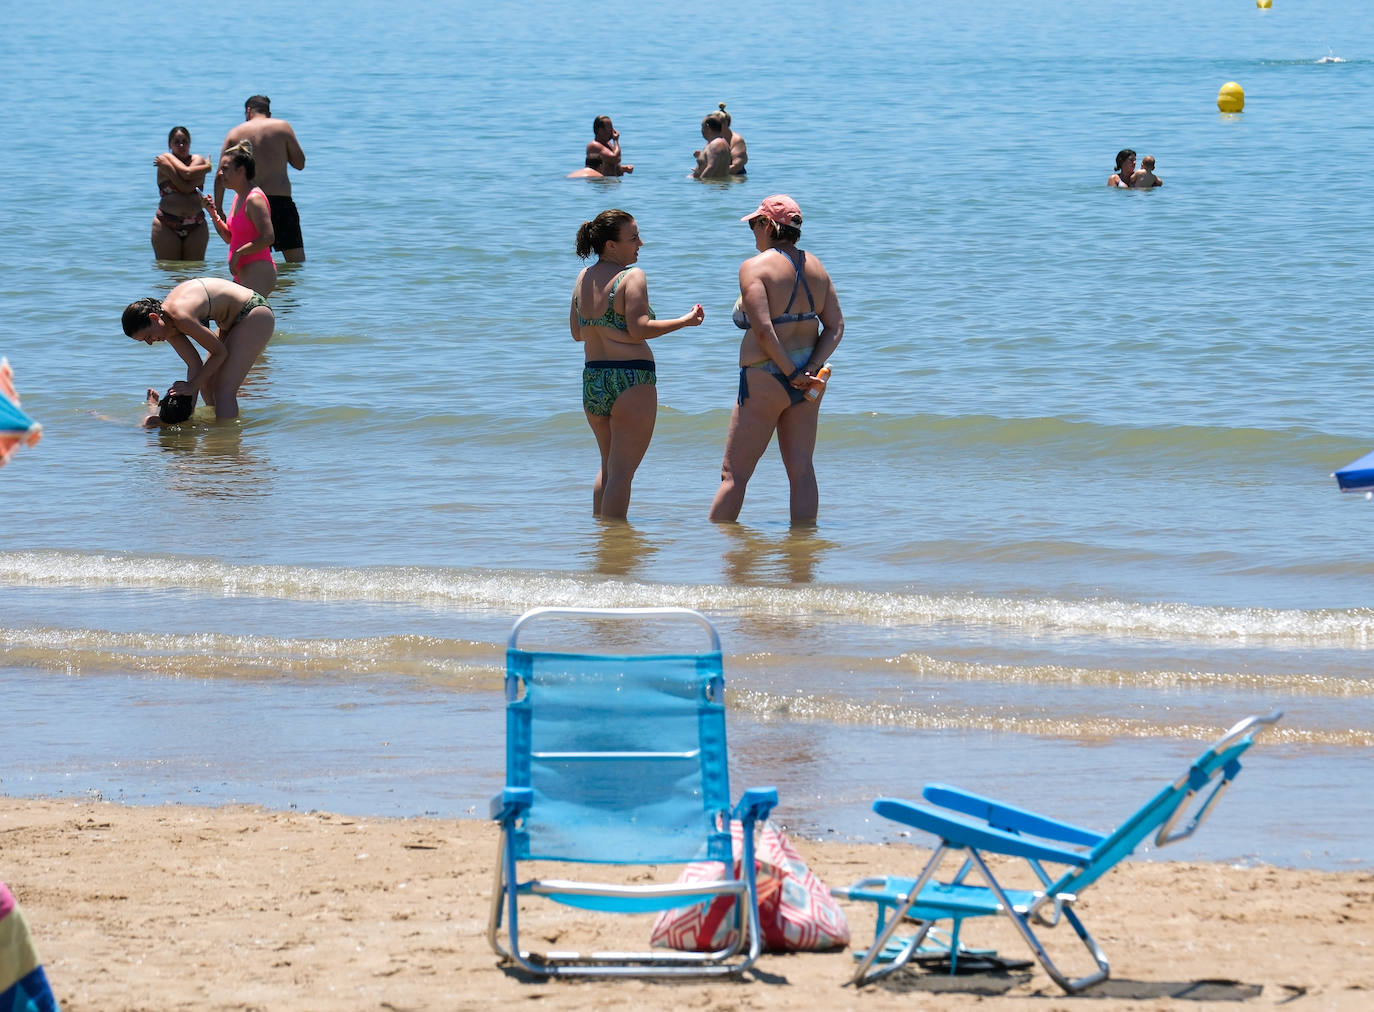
left=709, top=194, right=844, bottom=524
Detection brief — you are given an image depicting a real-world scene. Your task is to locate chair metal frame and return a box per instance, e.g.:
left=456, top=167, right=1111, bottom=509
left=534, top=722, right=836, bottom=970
left=838, top=711, right=1282, bottom=993
left=488, top=606, right=778, bottom=978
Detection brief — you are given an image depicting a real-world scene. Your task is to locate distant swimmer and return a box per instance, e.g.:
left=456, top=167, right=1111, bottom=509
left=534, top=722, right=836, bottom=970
left=121, top=277, right=275, bottom=421
left=578, top=116, right=633, bottom=178
left=205, top=141, right=277, bottom=296
left=151, top=126, right=211, bottom=261
left=215, top=96, right=306, bottom=262
left=1108, top=149, right=1136, bottom=187
left=691, top=112, right=731, bottom=180
left=717, top=103, right=748, bottom=175
left=1131, top=154, right=1163, bottom=188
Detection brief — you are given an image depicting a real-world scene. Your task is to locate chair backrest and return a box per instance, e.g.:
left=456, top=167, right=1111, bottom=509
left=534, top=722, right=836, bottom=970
left=1048, top=711, right=1281, bottom=896
left=504, top=608, right=734, bottom=866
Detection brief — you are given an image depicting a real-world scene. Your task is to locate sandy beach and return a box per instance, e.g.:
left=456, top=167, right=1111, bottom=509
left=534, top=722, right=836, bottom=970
left=2, top=798, right=1370, bottom=1011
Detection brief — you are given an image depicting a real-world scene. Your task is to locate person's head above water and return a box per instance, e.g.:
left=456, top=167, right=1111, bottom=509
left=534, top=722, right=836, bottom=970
left=157, top=392, right=195, bottom=424
left=701, top=112, right=726, bottom=138
left=1114, top=149, right=1137, bottom=172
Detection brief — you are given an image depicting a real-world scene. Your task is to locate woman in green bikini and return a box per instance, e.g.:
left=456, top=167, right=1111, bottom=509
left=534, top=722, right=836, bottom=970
left=121, top=277, right=274, bottom=421
left=571, top=208, right=705, bottom=519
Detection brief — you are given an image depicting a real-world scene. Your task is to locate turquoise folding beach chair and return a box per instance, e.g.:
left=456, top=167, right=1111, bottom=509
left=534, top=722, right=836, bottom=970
left=488, top=606, right=778, bottom=978
left=837, top=711, right=1282, bottom=993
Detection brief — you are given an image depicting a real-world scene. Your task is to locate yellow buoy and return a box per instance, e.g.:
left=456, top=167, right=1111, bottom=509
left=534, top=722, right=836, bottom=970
left=1217, top=81, right=1245, bottom=113
left=1257, top=0, right=1271, bottom=8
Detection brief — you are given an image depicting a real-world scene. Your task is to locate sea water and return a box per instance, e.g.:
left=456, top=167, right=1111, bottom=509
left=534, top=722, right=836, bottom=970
left=2, top=0, right=1373, bottom=868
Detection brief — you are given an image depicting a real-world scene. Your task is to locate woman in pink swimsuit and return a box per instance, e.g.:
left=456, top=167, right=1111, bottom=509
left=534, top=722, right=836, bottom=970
left=204, top=140, right=276, bottom=296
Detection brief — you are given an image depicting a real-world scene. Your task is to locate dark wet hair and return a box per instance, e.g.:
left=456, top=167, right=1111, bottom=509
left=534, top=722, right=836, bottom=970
left=245, top=95, right=271, bottom=115
left=717, top=102, right=731, bottom=127
left=576, top=209, right=634, bottom=259
left=122, top=297, right=162, bottom=337
left=701, top=112, right=726, bottom=136
left=593, top=115, right=612, bottom=134
left=1114, top=148, right=1137, bottom=171
left=158, top=393, right=195, bottom=424
left=223, top=140, right=256, bottom=180
left=167, top=126, right=191, bottom=146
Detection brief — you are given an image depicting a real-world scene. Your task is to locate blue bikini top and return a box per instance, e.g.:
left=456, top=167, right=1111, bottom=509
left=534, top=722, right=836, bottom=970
left=732, top=248, right=818, bottom=330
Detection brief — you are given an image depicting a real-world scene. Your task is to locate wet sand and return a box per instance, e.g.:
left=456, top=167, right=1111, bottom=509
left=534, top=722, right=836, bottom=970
left=2, top=797, right=1371, bottom=1010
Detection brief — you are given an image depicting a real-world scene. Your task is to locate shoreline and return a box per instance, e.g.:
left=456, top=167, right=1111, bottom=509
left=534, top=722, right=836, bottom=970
left=3, top=797, right=1370, bottom=1010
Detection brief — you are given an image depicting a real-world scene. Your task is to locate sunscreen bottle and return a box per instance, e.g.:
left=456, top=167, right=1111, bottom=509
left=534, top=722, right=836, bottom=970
left=805, top=363, right=832, bottom=401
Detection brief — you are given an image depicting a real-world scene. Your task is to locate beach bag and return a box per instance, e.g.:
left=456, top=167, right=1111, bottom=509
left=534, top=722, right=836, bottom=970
left=650, top=820, right=850, bottom=952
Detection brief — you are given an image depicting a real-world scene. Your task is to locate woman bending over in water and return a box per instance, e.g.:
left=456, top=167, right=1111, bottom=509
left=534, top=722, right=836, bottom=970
left=571, top=209, right=705, bottom=518
left=121, top=277, right=274, bottom=421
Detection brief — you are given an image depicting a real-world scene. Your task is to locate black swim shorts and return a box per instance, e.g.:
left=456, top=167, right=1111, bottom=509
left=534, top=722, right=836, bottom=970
left=267, top=194, right=304, bottom=252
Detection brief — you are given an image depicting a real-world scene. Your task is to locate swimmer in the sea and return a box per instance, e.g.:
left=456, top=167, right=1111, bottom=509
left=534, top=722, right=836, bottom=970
left=1108, top=149, right=1136, bottom=188
left=590, top=116, right=632, bottom=176
left=717, top=103, right=748, bottom=175
left=1131, top=155, right=1162, bottom=188
left=692, top=112, right=731, bottom=180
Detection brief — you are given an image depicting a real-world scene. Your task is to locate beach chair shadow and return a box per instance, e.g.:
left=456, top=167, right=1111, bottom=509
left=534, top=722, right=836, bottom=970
left=488, top=606, right=778, bottom=978
left=836, top=712, right=1282, bottom=994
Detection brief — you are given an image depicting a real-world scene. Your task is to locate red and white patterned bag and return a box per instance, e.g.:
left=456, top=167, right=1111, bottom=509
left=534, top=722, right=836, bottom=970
left=650, top=820, right=850, bottom=952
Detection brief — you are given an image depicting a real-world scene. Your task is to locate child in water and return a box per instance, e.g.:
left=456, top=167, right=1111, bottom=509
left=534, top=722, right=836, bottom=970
left=141, top=387, right=195, bottom=427
left=1132, top=155, right=1163, bottom=188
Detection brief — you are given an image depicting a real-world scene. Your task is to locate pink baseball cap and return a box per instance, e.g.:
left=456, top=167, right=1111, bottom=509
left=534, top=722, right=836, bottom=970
left=740, top=194, right=802, bottom=227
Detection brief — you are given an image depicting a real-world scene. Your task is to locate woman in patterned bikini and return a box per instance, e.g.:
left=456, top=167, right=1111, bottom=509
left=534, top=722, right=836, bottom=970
left=150, top=126, right=211, bottom=261
left=570, top=208, right=704, bottom=519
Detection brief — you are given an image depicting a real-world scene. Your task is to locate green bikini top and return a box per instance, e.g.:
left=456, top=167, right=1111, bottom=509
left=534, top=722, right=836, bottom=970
left=575, top=269, right=655, bottom=331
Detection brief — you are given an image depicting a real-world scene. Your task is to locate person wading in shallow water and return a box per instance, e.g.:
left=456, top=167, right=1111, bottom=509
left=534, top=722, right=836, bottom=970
left=570, top=208, right=705, bottom=519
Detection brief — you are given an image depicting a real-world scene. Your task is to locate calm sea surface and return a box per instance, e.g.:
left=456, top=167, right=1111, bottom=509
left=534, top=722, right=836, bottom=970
left=2, top=0, right=1373, bottom=868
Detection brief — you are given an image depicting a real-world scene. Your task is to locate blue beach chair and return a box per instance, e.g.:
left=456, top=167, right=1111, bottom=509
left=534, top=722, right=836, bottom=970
left=837, top=711, right=1282, bottom=993
left=488, top=606, right=778, bottom=978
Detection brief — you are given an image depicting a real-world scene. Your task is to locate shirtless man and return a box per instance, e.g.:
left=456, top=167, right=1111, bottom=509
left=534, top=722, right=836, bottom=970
left=585, top=116, right=632, bottom=177
left=215, top=96, right=307, bottom=262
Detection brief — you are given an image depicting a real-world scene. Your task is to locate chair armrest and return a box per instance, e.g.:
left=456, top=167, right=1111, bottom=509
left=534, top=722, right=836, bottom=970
left=733, top=787, right=779, bottom=825
left=922, top=784, right=1104, bottom=847
left=873, top=798, right=1092, bottom=867
left=490, top=786, right=533, bottom=823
